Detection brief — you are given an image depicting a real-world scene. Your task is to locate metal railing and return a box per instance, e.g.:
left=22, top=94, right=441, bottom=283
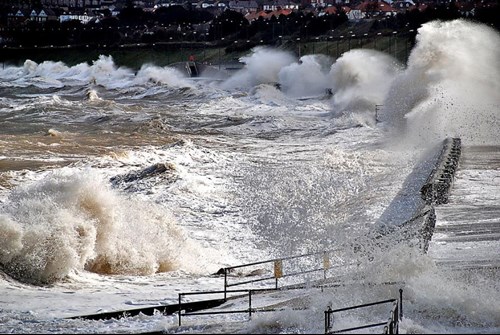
left=177, top=249, right=350, bottom=326
left=178, top=288, right=289, bottom=326
left=324, top=288, right=403, bottom=334
left=222, top=249, right=344, bottom=299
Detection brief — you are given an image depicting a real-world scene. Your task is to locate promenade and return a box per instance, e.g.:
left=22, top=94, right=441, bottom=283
left=427, top=145, right=500, bottom=271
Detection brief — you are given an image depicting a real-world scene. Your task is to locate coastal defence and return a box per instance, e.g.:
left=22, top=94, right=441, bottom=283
left=420, top=138, right=462, bottom=206
left=376, top=138, right=462, bottom=253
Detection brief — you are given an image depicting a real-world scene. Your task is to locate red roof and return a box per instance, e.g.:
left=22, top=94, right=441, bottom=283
left=356, top=1, right=395, bottom=13
left=244, top=10, right=267, bottom=21
left=324, top=6, right=338, bottom=14
left=245, top=9, right=293, bottom=21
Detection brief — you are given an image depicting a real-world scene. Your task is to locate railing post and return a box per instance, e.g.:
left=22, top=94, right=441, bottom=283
left=324, top=306, right=332, bottom=333
left=224, top=268, right=228, bottom=300
left=249, top=290, right=253, bottom=318
left=274, top=259, right=282, bottom=290
left=178, top=293, right=182, bottom=326
left=399, top=288, right=403, bottom=320
left=323, top=251, right=330, bottom=280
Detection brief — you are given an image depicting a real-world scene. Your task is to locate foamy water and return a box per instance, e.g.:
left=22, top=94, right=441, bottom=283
left=0, top=19, right=499, bottom=333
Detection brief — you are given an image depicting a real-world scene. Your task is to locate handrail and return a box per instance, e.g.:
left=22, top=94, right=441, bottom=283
left=223, top=250, right=339, bottom=299
left=177, top=249, right=346, bottom=326
left=178, top=288, right=282, bottom=326
left=384, top=301, right=400, bottom=334
left=324, top=288, right=403, bottom=334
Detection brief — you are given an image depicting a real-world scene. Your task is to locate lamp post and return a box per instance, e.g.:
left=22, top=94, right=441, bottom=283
left=406, top=29, right=413, bottom=63
left=337, top=35, right=343, bottom=58
left=297, top=37, right=301, bottom=58
left=374, top=32, right=381, bottom=50
left=393, top=31, right=397, bottom=59
left=219, top=37, right=224, bottom=70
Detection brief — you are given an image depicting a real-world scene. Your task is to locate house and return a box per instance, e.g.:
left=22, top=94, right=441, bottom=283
left=262, top=0, right=300, bottom=11
left=320, top=6, right=338, bottom=15
left=7, top=9, right=30, bottom=26
left=228, top=0, right=259, bottom=14
left=244, top=10, right=268, bottom=22
left=30, top=8, right=58, bottom=23
left=59, top=10, right=95, bottom=24
left=244, top=8, right=294, bottom=22
left=391, top=0, right=415, bottom=12
left=356, top=0, right=396, bottom=18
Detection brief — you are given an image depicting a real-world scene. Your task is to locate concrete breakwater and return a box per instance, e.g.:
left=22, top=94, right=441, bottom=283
left=376, top=138, right=462, bottom=253
left=417, top=138, right=462, bottom=251
left=420, top=138, right=462, bottom=206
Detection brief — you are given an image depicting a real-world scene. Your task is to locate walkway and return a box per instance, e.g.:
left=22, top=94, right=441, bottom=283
left=427, top=145, right=500, bottom=271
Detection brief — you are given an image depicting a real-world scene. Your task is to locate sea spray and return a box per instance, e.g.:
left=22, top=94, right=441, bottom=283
left=219, top=46, right=296, bottom=90
left=278, top=54, right=333, bottom=98
left=135, top=63, right=193, bottom=88
left=0, top=168, right=211, bottom=285
left=383, top=19, right=500, bottom=148
left=328, top=48, right=403, bottom=127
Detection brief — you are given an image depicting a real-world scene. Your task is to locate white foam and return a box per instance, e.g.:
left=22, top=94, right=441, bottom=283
left=383, top=19, right=500, bottom=147
left=0, top=168, right=219, bottom=285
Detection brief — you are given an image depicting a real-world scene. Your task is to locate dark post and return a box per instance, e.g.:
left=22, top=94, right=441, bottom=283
left=224, top=268, right=228, bottom=300
left=324, top=306, right=332, bottom=333
left=249, top=290, right=253, bottom=318
left=393, top=31, right=397, bottom=59
left=178, top=293, right=182, bottom=326
left=399, top=288, right=403, bottom=319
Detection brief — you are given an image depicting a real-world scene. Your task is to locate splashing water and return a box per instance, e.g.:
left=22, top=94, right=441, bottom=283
left=328, top=48, right=403, bottom=127
left=219, top=46, right=297, bottom=90
left=383, top=19, right=500, bottom=148
left=0, top=168, right=214, bottom=285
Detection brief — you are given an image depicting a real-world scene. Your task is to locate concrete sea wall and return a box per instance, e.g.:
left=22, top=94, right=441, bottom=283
left=376, top=138, right=462, bottom=253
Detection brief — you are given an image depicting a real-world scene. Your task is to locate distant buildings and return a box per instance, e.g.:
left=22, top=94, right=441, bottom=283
left=1, top=0, right=497, bottom=27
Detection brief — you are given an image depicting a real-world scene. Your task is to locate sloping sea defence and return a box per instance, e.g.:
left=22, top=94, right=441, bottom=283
left=0, top=32, right=414, bottom=70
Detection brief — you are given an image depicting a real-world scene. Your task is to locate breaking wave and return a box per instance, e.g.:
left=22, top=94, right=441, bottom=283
left=383, top=19, right=500, bottom=147
left=0, top=168, right=212, bottom=285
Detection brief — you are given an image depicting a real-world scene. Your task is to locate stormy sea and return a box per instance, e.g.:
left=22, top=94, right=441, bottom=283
left=0, top=19, right=499, bottom=333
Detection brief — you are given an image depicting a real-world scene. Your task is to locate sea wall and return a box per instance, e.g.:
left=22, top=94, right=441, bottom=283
left=420, top=138, right=462, bottom=206
left=376, top=138, right=462, bottom=253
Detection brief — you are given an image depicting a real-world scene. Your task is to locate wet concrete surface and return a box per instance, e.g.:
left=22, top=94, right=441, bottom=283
left=427, top=145, right=500, bottom=271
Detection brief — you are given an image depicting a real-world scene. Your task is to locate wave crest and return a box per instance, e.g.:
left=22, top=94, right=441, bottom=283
left=0, top=168, right=208, bottom=285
